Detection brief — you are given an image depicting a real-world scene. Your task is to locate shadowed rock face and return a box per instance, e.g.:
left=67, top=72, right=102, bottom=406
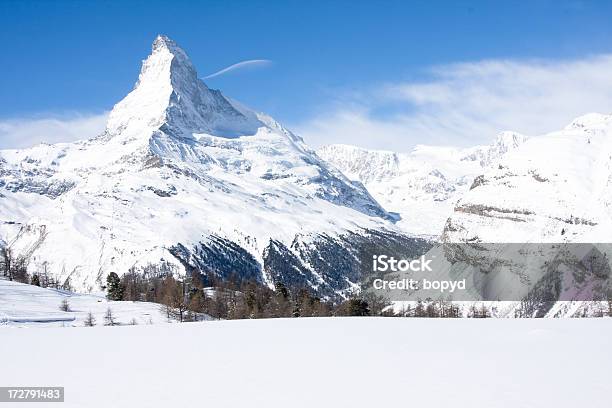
left=163, top=230, right=431, bottom=302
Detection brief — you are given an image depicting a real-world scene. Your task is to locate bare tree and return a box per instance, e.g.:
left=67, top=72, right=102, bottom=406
left=468, top=303, right=491, bottom=318
left=1, top=246, right=14, bottom=281
left=160, top=276, right=188, bottom=322
left=40, top=261, right=50, bottom=288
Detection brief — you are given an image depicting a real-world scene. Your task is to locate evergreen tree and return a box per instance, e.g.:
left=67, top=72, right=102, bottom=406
left=347, top=298, right=370, bottom=316
left=274, top=281, right=289, bottom=300
left=84, top=312, right=96, bottom=327
left=106, top=272, right=124, bottom=301
left=59, top=298, right=71, bottom=312
left=104, top=307, right=117, bottom=326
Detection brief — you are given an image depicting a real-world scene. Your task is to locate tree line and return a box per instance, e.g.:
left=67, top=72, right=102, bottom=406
left=5, top=249, right=611, bottom=319
left=106, top=269, right=345, bottom=321
left=101, top=268, right=499, bottom=320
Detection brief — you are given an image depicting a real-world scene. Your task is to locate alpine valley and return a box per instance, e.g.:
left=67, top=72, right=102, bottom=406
left=2, top=36, right=612, bottom=312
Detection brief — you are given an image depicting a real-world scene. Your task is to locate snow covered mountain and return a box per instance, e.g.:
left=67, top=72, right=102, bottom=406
left=317, top=132, right=527, bottom=237
left=435, top=115, right=612, bottom=315
left=357, top=114, right=612, bottom=316
left=442, top=113, right=612, bottom=243
left=0, top=35, right=423, bottom=298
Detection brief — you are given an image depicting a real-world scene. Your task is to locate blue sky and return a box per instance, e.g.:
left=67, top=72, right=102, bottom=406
left=2, top=0, right=612, bottom=150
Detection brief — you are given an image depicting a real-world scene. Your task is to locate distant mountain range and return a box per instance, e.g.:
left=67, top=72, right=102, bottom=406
left=318, top=131, right=527, bottom=237
left=442, top=113, right=612, bottom=243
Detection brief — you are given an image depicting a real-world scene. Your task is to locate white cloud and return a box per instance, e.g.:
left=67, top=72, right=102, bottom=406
left=204, top=59, right=272, bottom=79
left=0, top=112, right=108, bottom=150
left=294, top=55, right=612, bottom=152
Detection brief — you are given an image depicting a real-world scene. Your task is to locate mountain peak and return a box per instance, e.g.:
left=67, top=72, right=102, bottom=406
left=148, top=35, right=194, bottom=78
left=135, top=34, right=198, bottom=95
left=105, top=35, right=262, bottom=141
left=152, top=34, right=178, bottom=52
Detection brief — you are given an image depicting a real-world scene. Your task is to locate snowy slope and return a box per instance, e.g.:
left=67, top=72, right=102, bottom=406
left=443, top=113, right=612, bottom=243
left=318, top=132, right=527, bottom=237
left=320, top=118, right=612, bottom=314
left=1, top=317, right=610, bottom=408
left=0, top=35, right=413, bottom=298
left=0, top=279, right=174, bottom=327
left=371, top=114, right=612, bottom=315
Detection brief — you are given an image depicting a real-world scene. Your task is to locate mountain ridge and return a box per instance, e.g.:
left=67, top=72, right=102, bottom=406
left=317, top=131, right=528, bottom=237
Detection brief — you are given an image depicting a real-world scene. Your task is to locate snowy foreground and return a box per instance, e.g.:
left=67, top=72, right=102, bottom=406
left=2, top=317, right=610, bottom=408
left=0, top=279, right=170, bottom=327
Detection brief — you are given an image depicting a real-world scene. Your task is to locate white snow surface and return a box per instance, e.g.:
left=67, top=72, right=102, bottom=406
left=1, top=317, right=610, bottom=407
left=0, top=279, right=173, bottom=327
left=0, top=35, right=395, bottom=292
left=318, top=131, right=527, bottom=237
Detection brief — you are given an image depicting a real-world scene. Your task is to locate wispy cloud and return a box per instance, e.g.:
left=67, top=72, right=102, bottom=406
left=294, top=55, right=612, bottom=152
left=0, top=112, right=108, bottom=150
left=204, top=59, right=272, bottom=79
